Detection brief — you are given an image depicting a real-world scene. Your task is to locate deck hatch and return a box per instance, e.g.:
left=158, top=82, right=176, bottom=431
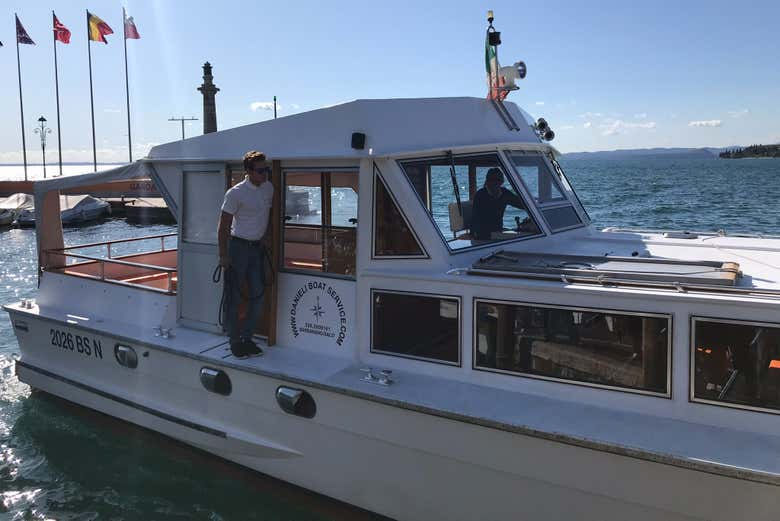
left=471, top=251, right=741, bottom=287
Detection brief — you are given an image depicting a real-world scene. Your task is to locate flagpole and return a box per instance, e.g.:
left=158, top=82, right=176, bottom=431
left=53, top=11, right=63, bottom=176
left=122, top=7, right=132, bottom=162
left=86, top=10, right=97, bottom=172
left=15, top=16, right=28, bottom=182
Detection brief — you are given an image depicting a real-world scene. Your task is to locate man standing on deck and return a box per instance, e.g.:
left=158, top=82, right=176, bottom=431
left=218, top=151, right=274, bottom=358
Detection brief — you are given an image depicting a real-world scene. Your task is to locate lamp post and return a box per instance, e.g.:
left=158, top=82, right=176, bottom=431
left=34, top=116, right=52, bottom=179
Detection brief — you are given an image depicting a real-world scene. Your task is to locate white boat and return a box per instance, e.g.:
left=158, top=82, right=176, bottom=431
left=6, top=16, right=780, bottom=521
left=0, top=192, right=34, bottom=225
left=16, top=194, right=110, bottom=227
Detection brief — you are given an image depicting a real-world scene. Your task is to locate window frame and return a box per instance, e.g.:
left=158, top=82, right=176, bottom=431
left=280, top=167, right=359, bottom=281
left=473, top=297, right=673, bottom=398
left=371, top=163, right=429, bottom=260
left=504, top=150, right=586, bottom=234
left=546, top=153, right=592, bottom=225
left=689, top=315, right=780, bottom=416
left=370, top=288, right=462, bottom=367
left=396, top=152, right=545, bottom=254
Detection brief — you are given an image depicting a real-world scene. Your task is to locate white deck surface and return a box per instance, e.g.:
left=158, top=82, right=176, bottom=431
left=495, top=227, right=780, bottom=291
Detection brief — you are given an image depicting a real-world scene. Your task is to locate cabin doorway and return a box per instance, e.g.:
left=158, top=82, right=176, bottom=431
left=274, top=167, right=358, bottom=354
left=224, top=163, right=282, bottom=343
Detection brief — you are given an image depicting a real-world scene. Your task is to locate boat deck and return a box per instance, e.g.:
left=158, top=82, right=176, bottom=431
left=486, top=229, right=780, bottom=292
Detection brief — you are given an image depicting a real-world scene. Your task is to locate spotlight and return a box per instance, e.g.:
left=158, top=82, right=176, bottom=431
left=516, top=61, right=527, bottom=79
left=536, top=118, right=549, bottom=132
left=543, top=129, right=555, bottom=141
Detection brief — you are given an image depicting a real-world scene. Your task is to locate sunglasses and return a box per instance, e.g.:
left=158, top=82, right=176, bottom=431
left=250, top=166, right=271, bottom=175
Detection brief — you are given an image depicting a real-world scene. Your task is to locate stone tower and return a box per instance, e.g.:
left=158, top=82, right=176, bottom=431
left=198, top=62, right=219, bottom=134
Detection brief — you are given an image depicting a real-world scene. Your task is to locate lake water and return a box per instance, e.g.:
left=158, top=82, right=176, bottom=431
left=0, top=157, right=778, bottom=519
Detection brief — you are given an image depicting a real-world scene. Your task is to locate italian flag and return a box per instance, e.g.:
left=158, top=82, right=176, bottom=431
left=485, top=34, right=506, bottom=101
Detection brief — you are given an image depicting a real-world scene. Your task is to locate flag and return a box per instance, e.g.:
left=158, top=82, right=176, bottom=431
left=54, top=14, right=71, bottom=44
left=87, top=11, right=113, bottom=44
left=485, top=32, right=506, bottom=101
left=16, top=15, right=35, bottom=45
left=123, top=8, right=140, bottom=39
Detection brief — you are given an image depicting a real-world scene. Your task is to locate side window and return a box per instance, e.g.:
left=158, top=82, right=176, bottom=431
left=371, top=290, right=460, bottom=365
left=510, top=153, right=582, bottom=232
left=692, top=317, right=780, bottom=413
left=475, top=300, right=670, bottom=395
left=282, top=171, right=357, bottom=277
left=399, top=154, right=540, bottom=250
left=373, top=164, right=426, bottom=258
left=182, top=171, right=223, bottom=245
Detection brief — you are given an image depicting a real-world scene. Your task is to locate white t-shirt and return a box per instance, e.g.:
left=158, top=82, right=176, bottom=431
left=221, top=177, right=274, bottom=241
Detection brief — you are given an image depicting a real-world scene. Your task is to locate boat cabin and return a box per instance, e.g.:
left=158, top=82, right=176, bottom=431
left=29, top=96, right=780, bottom=439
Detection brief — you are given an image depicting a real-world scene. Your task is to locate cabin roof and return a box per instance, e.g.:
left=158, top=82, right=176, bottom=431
left=147, top=97, right=542, bottom=161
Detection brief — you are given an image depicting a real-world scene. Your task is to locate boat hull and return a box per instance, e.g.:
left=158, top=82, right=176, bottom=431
left=10, top=311, right=780, bottom=521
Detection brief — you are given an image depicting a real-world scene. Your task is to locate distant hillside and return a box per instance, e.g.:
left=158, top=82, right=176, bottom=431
left=562, top=147, right=720, bottom=160
left=719, top=144, right=780, bottom=158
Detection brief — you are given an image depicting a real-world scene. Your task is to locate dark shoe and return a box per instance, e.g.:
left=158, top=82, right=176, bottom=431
left=230, top=341, right=250, bottom=359
left=241, top=338, right=264, bottom=356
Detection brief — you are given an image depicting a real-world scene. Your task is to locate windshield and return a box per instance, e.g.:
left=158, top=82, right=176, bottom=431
left=399, top=153, right=542, bottom=250
left=509, top=152, right=586, bottom=232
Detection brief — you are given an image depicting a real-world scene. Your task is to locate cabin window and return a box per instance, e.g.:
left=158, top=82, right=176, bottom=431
left=399, top=154, right=540, bottom=250
left=509, top=152, right=582, bottom=231
left=371, top=290, right=460, bottom=365
left=692, top=317, right=780, bottom=414
left=372, top=164, right=427, bottom=258
left=475, top=300, right=670, bottom=395
left=282, top=171, right=358, bottom=277
left=182, top=171, right=224, bottom=245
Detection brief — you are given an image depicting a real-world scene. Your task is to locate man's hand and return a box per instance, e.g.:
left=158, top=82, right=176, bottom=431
left=219, top=255, right=231, bottom=268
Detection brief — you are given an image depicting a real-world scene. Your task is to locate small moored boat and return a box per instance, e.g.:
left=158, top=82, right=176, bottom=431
left=0, top=193, right=34, bottom=226
left=16, top=194, right=110, bottom=227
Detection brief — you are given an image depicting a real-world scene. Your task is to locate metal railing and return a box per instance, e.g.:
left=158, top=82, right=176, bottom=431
left=602, top=227, right=780, bottom=240
left=44, top=233, right=178, bottom=294
left=53, top=232, right=177, bottom=259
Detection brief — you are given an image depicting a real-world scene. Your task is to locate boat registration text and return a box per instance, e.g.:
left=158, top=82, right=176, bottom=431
left=50, top=328, right=104, bottom=359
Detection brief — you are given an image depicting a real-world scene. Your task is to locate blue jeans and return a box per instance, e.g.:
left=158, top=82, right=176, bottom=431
left=226, top=238, right=265, bottom=343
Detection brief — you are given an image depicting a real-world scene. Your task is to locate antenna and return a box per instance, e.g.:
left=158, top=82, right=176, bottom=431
left=168, top=116, right=198, bottom=140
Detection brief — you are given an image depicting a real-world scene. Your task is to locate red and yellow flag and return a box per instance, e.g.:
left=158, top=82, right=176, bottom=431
left=87, top=11, right=113, bottom=44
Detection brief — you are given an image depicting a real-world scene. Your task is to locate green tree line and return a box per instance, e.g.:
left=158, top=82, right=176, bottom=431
left=720, top=144, right=780, bottom=158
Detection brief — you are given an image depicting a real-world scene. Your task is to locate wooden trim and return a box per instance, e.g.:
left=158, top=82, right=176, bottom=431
left=265, top=160, right=283, bottom=346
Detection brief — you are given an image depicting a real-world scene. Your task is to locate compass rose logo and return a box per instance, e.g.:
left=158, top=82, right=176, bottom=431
left=310, top=296, right=325, bottom=322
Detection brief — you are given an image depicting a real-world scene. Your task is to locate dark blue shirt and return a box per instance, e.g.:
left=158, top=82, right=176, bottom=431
left=471, top=187, right=526, bottom=240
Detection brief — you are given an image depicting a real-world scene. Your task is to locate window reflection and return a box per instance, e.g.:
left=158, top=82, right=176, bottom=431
left=283, top=171, right=357, bottom=276
left=475, top=301, right=670, bottom=394
left=373, top=166, right=426, bottom=257
left=693, top=318, right=780, bottom=412
left=372, top=290, right=460, bottom=364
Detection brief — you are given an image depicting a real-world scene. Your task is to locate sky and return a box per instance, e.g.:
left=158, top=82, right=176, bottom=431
left=1, top=0, right=779, bottom=163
